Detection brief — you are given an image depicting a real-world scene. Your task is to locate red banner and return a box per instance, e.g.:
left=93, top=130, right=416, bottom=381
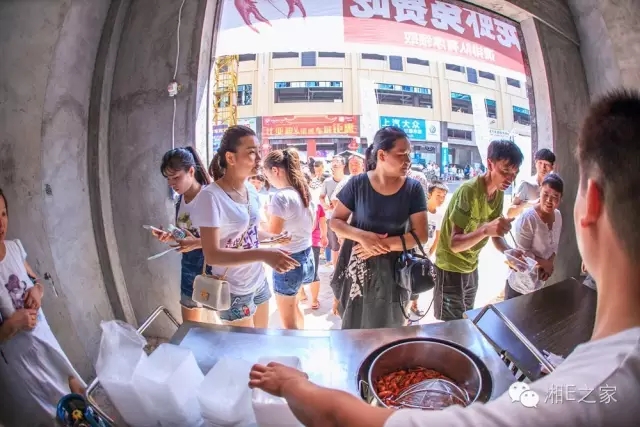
left=343, top=0, right=525, bottom=74
left=262, top=115, right=360, bottom=138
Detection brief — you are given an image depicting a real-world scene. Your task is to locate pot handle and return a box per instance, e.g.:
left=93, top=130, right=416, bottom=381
left=359, top=380, right=370, bottom=396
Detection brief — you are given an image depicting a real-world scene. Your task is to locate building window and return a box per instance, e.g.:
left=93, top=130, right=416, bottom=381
left=238, top=54, right=256, bottom=62
left=466, top=67, right=478, bottom=84
left=451, top=92, right=473, bottom=114
left=485, top=99, right=497, bottom=118
left=318, top=52, right=345, bottom=58
left=407, top=57, right=429, bottom=66
left=362, top=53, right=387, bottom=61
left=272, top=52, right=299, bottom=59
left=479, top=70, right=495, bottom=80
left=446, top=63, right=464, bottom=72
left=274, top=81, right=343, bottom=103
left=301, top=52, right=316, bottom=67
left=447, top=128, right=473, bottom=141
left=506, top=77, right=521, bottom=88
left=237, top=84, right=252, bottom=106
left=375, top=83, right=433, bottom=108
left=389, top=56, right=403, bottom=71
left=513, top=106, right=531, bottom=125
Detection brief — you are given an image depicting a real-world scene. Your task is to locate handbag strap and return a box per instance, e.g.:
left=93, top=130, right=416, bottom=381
left=202, top=194, right=252, bottom=280
left=399, top=234, right=409, bottom=254
left=408, top=230, right=428, bottom=258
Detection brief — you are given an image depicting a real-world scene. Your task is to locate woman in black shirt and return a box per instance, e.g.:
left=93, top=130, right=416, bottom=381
left=329, top=127, right=428, bottom=329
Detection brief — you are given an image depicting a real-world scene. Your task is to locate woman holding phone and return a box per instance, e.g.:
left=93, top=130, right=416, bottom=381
left=153, top=146, right=211, bottom=323
left=191, top=125, right=298, bottom=328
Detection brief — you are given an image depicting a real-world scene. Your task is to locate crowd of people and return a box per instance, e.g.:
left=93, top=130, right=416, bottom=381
left=1, top=88, right=635, bottom=426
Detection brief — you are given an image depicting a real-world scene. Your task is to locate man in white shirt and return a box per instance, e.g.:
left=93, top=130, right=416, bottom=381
left=507, top=148, right=556, bottom=218
left=248, top=89, right=640, bottom=426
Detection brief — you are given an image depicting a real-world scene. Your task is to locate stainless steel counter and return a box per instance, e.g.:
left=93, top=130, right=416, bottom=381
left=171, top=319, right=515, bottom=400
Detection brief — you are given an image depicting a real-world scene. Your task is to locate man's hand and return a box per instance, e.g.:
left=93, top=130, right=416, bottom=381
left=537, top=258, right=554, bottom=280
left=483, top=217, right=514, bottom=237
left=249, top=362, right=309, bottom=397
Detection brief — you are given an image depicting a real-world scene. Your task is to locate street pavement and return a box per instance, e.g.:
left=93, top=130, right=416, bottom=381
left=266, top=182, right=513, bottom=329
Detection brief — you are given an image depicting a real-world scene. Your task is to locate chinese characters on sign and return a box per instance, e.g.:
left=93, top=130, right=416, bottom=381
left=379, top=116, right=440, bottom=142
left=262, top=115, right=360, bottom=138
left=344, top=0, right=524, bottom=74
left=545, top=384, right=618, bottom=405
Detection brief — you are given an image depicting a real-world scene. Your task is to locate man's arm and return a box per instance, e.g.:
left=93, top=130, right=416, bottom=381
left=450, top=224, right=490, bottom=253
left=283, top=379, right=393, bottom=427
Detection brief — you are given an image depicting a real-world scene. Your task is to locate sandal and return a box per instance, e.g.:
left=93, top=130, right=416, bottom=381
left=297, top=289, right=308, bottom=303
left=311, top=300, right=320, bottom=310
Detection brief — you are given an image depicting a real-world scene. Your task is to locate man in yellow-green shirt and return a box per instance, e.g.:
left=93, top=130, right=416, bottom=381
left=435, top=140, right=524, bottom=320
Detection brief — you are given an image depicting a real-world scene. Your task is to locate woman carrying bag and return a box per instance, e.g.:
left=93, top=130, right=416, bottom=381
left=329, top=126, right=429, bottom=329
left=190, top=125, right=298, bottom=328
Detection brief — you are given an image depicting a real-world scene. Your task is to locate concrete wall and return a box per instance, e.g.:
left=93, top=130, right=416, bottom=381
left=0, top=0, right=113, bottom=378
left=568, top=0, right=640, bottom=98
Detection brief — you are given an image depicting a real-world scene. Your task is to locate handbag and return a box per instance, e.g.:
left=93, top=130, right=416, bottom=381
left=192, top=200, right=251, bottom=311
left=396, top=230, right=436, bottom=320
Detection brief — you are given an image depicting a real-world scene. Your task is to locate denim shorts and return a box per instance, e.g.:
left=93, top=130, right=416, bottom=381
left=273, top=247, right=315, bottom=296
left=218, top=280, right=272, bottom=322
left=180, top=249, right=206, bottom=309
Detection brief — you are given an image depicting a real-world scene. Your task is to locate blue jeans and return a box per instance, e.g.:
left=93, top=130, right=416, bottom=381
left=180, top=249, right=206, bottom=309
left=273, top=247, right=315, bottom=296
left=218, top=280, right=272, bottom=322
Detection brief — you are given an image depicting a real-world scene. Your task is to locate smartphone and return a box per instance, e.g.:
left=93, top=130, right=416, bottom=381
left=168, top=224, right=187, bottom=240
left=143, top=225, right=164, bottom=234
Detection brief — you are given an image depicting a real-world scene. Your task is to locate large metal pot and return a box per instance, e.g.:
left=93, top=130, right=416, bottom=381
left=366, top=341, right=483, bottom=408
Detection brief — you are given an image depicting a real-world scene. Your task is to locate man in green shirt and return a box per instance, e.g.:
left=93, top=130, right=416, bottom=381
left=435, top=140, right=524, bottom=320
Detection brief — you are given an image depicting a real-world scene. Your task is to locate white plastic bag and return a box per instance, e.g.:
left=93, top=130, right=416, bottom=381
left=252, top=357, right=302, bottom=427
left=198, top=357, right=255, bottom=426
left=95, top=320, right=157, bottom=427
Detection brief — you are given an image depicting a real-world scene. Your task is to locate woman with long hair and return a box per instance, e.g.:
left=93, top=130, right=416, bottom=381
left=0, top=189, right=86, bottom=426
left=329, top=126, right=428, bottom=329
left=263, top=148, right=315, bottom=329
left=191, top=125, right=299, bottom=327
left=153, top=146, right=211, bottom=323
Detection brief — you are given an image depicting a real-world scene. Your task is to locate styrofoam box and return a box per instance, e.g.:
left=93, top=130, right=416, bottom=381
left=133, top=343, right=204, bottom=426
left=198, top=357, right=256, bottom=426
left=252, top=356, right=303, bottom=427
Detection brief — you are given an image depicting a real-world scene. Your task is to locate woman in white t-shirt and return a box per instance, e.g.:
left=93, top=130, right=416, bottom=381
left=263, top=148, right=315, bottom=329
left=191, top=125, right=299, bottom=328
left=506, top=173, right=564, bottom=299
left=153, top=146, right=211, bottom=323
left=0, top=189, right=85, bottom=426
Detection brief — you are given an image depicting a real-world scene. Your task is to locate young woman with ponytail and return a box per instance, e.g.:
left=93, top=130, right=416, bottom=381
left=329, top=126, right=429, bottom=329
left=154, top=146, right=211, bottom=323
left=263, top=148, right=315, bottom=329
left=191, top=126, right=299, bottom=328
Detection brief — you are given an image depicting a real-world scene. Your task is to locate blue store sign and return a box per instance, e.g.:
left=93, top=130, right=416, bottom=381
left=380, top=116, right=427, bottom=141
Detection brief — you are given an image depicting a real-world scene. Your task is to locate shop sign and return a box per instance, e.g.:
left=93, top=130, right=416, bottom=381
left=238, top=117, right=258, bottom=132
left=262, top=115, right=359, bottom=138
left=379, top=116, right=441, bottom=142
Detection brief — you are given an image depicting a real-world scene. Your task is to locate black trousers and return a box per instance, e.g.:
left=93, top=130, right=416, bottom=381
left=433, top=266, right=479, bottom=320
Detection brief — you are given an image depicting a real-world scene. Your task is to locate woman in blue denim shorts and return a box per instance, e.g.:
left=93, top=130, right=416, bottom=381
left=263, top=148, right=315, bottom=329
left=153, top=146, right=211, bottom=323
left=191, top=126, right=299, bottom=327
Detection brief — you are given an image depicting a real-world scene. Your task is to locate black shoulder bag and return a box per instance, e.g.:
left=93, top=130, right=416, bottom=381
left=396, top=230, right=437, bottom=321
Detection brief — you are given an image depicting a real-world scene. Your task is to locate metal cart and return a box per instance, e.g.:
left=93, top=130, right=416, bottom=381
left=85, top=306, right=181, bottom=426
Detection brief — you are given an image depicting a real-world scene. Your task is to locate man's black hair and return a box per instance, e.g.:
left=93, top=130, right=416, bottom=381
left=535, top=148, right=556, bottom=164
left=541, top=173, right=564, bottom=195
left=487, top=139, right=524, bottom=167
left=577, top=88, right=640, bottom=258
left=427, top=179, right=449, bottom=194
